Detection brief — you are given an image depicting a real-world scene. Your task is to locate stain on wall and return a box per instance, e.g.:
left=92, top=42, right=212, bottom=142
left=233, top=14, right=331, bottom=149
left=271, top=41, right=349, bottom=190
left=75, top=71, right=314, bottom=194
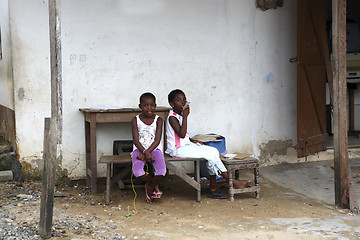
left=18, top=88, right=25, bottom=100
left=259, top=139, right=293, bottom=164
left=21, top=160, right=69, bottom=185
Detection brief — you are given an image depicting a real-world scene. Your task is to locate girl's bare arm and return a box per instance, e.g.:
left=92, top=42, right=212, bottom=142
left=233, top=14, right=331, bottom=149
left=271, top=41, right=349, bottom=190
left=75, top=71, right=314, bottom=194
left=169, top=114, right=188, bottom=138
left=131, top=117, right=145, bottom=152
left=145, top=117, right=163, bottom=153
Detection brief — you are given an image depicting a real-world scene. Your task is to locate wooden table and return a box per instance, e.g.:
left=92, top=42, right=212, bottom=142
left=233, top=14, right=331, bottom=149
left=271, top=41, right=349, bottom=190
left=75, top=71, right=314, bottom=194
left=221, top=157, right=260, bottom=201
left=79, top=107, right=171, bottom=193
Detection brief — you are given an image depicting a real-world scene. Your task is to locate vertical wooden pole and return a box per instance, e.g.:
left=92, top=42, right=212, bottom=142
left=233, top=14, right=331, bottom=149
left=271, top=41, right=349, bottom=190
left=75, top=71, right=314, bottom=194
left=39, top=0, right=63, bottom=237
left=39, top=118, right=55, bottom=238
left=49, top=0, right=63, bottom=146
left=332, top=0, right=358, bottom=213
left=332, top=0, right=348, bottom=208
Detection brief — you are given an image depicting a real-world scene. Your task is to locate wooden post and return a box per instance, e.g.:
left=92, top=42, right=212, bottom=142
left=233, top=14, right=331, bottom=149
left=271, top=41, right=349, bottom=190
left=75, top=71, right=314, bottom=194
left=49, top=0, right=63, bottom=146
left=332, top=0, right=359, bottom=213
left=39, top=0, right=63, bottom=237
left=39, top=119, right=56, bottom=238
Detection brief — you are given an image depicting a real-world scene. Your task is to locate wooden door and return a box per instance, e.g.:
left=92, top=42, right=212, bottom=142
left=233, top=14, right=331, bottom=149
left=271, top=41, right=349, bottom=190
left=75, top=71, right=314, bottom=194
left=297, top=0, right=330, bottom=158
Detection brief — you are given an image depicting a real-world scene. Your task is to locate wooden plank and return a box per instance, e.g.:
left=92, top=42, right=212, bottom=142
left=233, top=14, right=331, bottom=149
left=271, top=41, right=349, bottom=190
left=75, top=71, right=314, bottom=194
left=95, top=111, right=170, bottom=123
left=165, top=156, right=205, bottom=162
left=332, top=0, right=359, bottom=212
left=49, top=0, right=63, bottom=146
left=39, top=118, right=56, bottom=238
left=99, top=154, right=132, bottom=164
left=96, top=112, right=137, bottom=123
left=40, top=0, right=62, bottom=237
left=79, top=107, right=171, bottom=113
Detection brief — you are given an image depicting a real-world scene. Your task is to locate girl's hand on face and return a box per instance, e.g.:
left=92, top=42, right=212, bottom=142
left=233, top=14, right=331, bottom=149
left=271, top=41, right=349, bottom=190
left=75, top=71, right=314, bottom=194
left=182, top=105, right=190, bottom=117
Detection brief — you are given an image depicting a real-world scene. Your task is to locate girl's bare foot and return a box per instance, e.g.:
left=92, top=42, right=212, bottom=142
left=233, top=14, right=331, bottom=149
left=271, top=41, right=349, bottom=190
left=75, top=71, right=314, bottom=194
left=233, top=179, right=250, bottom=189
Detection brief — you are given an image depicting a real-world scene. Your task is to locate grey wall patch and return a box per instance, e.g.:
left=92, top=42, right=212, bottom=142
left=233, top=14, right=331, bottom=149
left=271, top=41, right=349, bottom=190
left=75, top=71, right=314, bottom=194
left=260, top=139, right=292, bottom=158
left=18, top=88, right=25, bottom=100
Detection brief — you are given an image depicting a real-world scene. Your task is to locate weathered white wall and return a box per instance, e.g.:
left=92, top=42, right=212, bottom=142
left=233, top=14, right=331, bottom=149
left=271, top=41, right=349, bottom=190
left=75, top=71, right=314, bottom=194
left=9, top=1, right=50, bottom=165
left=10, top=0, right=298, bottom=178
left=0, top=0, right=13, bottom=109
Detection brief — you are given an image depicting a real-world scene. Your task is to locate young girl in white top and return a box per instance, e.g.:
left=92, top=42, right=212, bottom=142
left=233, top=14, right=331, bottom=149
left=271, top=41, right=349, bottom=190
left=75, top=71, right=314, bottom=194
left=165, top=89, right=249, bottom=196
left=132, top=92, right=166, bottom=203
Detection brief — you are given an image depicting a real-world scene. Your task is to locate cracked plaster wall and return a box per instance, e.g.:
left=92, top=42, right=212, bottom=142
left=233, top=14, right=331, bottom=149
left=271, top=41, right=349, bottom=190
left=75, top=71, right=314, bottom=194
left=0, top=0, right=14, bottom=109
left=10, top=0, right=298, bottom=179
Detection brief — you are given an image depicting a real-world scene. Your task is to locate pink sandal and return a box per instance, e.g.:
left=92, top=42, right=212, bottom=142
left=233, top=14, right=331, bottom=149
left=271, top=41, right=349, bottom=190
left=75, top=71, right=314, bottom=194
left=152, top=191, right=163, bottom=199
left=145, top=184, right=154, bottom=203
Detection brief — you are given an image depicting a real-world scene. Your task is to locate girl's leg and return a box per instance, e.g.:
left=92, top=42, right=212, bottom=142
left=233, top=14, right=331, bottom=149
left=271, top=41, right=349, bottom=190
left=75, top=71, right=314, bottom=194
left=150, top=149, right=166, bottom=197
left=132, top=149, right=146, bottom=178
left=151, top=149, right=166, bottom=176
left=132, top=149, right=154, bottom=203
left=176, top=144, right=250, bottom=190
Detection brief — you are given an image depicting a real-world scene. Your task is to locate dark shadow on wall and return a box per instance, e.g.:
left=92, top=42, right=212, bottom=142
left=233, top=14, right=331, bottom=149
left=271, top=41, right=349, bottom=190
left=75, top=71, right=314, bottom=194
left=0, top=104, right=16, bottom=151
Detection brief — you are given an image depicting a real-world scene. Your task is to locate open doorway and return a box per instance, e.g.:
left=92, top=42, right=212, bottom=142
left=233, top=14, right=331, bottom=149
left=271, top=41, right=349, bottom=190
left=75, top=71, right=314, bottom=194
left=325, top=0, right=360, bottom=148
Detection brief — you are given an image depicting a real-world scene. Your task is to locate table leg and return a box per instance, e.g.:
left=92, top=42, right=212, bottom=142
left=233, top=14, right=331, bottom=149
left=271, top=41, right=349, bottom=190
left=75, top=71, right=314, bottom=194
left=106, top=163, right=111, bottom=204
left=85, top=120, right=91, bottom=188
left=90, top=114, right=97, bottom=193
left=228, top=169, right=234, bottom=202
left=195, top=161, right=201, bottom=202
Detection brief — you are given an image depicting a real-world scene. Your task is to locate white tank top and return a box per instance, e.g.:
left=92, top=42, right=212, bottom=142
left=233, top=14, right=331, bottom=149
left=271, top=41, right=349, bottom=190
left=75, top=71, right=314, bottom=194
left=133, top=115, right=159, bottom=151
left=166, top=110, right=190, bottom=151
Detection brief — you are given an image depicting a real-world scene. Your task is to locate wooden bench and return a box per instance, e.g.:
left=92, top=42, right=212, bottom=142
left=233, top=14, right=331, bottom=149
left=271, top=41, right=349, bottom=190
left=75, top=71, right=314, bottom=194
left=99, top=153, right=206, bottom=204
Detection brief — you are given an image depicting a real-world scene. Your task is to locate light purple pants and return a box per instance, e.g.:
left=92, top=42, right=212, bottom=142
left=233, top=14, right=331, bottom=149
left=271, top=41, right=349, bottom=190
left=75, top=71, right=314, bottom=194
left=131, top=148, right=166, bottom=178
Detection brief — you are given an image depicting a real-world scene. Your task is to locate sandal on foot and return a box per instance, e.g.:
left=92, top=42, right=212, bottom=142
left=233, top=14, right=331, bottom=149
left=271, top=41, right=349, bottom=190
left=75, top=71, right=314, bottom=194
left=152, top=191, right=163, bottom=199
left=145, top=184, right=154, bottom=203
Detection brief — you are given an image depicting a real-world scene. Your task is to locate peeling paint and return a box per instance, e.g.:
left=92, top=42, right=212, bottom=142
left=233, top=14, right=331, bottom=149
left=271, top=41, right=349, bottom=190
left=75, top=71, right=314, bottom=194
left=21, top=161, right=69, bottom=185
left=259, top=139, right=292, bottom=164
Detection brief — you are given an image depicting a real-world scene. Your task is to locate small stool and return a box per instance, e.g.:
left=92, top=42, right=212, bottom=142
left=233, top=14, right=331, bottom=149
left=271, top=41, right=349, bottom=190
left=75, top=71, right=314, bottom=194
left=221, top=157, right=260, bottom=201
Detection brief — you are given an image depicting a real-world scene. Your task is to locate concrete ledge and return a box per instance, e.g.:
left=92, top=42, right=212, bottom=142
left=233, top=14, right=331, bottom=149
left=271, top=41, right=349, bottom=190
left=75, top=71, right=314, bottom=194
left=0, top=170, right=13, bottom=181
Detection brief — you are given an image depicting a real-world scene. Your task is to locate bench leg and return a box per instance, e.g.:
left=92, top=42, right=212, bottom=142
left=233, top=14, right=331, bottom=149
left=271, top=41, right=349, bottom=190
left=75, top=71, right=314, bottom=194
left=106, top=163, right=111, bottom=204
left=112, top=165, right=131, bottom=189
left=195, top=161, right=201, bottom=202
left=254, top=165, right=260, bottom=199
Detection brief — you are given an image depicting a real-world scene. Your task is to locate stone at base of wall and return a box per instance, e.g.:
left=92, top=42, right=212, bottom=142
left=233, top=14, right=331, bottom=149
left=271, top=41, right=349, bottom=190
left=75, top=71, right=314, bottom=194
left=0, top=170, right=13, bottom=181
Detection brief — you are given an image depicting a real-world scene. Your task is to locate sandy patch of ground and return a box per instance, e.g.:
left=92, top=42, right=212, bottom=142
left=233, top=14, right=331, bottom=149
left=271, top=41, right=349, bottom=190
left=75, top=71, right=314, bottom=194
left=1, top=171, right=360, bottom=239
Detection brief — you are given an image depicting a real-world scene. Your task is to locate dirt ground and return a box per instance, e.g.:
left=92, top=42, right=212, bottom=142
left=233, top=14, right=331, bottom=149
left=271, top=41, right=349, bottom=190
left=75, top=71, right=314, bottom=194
left=1, top=170, right=360, bottom=240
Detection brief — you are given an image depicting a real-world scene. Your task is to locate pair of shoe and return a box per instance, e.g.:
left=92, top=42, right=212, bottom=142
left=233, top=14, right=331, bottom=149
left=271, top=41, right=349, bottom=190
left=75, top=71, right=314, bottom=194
left=152, top=191, right=163, bottom=199
left=145, top=184, right=163, bottom=203
left=145, top=184, right=154, bottom=203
